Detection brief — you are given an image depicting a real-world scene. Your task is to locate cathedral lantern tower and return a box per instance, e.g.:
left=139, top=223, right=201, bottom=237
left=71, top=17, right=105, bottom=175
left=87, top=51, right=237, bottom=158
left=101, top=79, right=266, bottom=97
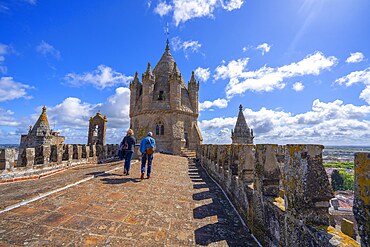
left=129, top=40, right=203, bottom=154
left=231, top=104, right=254, bottom=144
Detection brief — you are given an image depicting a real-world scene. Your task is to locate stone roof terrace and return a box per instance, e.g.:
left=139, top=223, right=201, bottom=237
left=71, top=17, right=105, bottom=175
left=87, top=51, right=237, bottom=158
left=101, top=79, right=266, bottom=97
left=0, top=154, right=259, bottom=246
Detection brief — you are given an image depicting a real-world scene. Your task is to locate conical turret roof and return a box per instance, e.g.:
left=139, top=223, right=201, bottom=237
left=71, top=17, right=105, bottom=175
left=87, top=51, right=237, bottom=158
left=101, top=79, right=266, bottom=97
left=30, top=106, right=51, bottom=136
left=153, top=40, right=184, bottom=85
left=234, top=104, right=249, bottom=132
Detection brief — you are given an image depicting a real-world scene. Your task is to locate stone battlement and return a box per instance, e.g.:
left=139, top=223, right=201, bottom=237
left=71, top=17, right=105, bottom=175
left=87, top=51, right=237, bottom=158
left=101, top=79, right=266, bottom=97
left=0, top=144, right=119, bottom=181
left=197, top=144, right=360, bottom=246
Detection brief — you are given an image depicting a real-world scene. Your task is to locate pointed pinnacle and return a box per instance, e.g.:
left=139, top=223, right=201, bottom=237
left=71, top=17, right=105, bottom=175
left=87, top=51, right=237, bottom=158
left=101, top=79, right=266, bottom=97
left=239, top=104, right=243, bottom=111
left=146, top=62, right=151, bottom=73
left=165, top=39, right=170, bottom=52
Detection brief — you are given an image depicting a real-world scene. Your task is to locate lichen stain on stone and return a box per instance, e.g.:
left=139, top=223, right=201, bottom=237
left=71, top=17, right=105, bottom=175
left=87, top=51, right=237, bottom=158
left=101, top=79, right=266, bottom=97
left=273, top=197, right=286, bottom=211
left=354, top=153, right=370, bottom=205
left=315, top=226, right=359, bottom=247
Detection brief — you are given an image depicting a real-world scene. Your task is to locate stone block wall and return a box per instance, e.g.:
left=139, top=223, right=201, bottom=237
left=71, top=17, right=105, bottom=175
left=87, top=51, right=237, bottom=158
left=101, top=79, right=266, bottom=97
left=353, top=153, right=370, bottom=247
left=0, top=144, right=119, bottom=181
left=0, top=148, right=18, bottom=170
left=197, top=144, right=360, bottom=247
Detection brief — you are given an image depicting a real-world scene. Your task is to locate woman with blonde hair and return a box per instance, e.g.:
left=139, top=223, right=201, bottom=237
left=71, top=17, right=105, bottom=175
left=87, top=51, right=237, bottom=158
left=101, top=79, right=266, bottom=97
left=120, top=128, right=136, bottom=175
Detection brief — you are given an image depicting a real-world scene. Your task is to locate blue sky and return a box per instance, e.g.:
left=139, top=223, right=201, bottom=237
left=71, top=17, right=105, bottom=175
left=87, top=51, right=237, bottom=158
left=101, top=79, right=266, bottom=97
left=1, top=0, right=370, bottom=145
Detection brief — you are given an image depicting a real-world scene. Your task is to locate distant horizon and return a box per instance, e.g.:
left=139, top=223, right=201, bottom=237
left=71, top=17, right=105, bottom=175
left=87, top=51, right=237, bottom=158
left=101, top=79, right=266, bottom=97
left=2, top=143, right=370, bottom=149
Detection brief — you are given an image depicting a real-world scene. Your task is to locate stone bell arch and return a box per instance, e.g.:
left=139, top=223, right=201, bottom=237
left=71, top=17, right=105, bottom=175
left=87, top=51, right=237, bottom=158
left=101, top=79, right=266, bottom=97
left=87, top=112, right=107, bottom=145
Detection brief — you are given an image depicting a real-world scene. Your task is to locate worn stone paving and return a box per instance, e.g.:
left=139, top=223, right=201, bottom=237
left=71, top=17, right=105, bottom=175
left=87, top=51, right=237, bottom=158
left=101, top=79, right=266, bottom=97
left=0, top=154, right=259, bottom=246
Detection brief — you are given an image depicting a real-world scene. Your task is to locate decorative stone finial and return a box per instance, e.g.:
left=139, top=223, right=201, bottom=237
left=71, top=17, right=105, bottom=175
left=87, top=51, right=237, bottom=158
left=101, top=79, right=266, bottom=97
left=42, top=106, right=46, bottom=113
left=165, top=38, right=170, bottom=52
left=146, top=62, right=152, bottom=73
left=239, top=104, right=243, bottom=111
left=134, top=71, right=138, bottom=79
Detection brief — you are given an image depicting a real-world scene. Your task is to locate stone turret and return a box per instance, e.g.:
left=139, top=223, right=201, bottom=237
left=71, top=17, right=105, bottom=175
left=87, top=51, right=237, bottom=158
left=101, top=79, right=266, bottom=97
left=169, top=62, right=182, bottom=110
left=19, top=106, right=65, bottom=148
left=231, top=104, right=254, bottom=144
left=142, top=62, right=155, bottom=111
left=129, top=72, right=142, bottom=117
left=129, top=40, right=203, bottom=154
left=188, top=71, right=200, bottom=116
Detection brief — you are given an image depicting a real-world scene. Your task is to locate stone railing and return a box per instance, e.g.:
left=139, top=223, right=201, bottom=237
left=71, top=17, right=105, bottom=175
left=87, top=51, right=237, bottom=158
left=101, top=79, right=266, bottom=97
left=0, top=144, right=119, bottom=181
left=197, top=144, right=360, bottom=247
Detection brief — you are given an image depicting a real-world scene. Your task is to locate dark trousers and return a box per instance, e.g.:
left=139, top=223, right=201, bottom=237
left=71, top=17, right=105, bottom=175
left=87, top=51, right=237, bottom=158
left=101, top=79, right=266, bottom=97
left=141, top=153, right=153, bottom=176
left=124, top=151, right=133, bottom=172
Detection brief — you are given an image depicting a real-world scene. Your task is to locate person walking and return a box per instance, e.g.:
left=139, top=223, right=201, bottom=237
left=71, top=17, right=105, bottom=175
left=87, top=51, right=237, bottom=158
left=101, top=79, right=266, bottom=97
left=139, top=132, right=156, bottom=179
left=120, top=129, right=136, bottom=175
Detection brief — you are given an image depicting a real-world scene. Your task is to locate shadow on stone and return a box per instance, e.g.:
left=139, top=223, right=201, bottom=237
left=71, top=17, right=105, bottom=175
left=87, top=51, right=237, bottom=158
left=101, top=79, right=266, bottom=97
left=100, top=177, right=141, bottom=184
left=190, top=162, right=257, bottom=246
left=85, top=171, right=116, bottom=177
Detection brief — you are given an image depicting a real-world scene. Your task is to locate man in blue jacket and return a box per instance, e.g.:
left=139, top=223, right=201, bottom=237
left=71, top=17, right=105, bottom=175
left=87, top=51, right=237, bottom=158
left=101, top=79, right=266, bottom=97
left=139, top=132, right=156, bottom=179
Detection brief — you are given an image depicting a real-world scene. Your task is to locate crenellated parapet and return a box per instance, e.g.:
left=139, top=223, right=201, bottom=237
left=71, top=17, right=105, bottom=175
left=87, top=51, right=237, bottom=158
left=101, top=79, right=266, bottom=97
left=197, top=144, right=360, bottom=247
left=0, top=144, right=120, bottom=181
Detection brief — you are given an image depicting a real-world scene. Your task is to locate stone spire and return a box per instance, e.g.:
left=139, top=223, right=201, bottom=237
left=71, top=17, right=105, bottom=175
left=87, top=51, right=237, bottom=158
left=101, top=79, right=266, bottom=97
left=165, top=38, right=170, bottom=52
left=30, top=106, right=51, bottom=137
left=146, top=62, right=152, bottom=74
left=231, top=104, right=254, bottom=144
left=142, top=62, right=154, bottom=82
left=153, top=40, right=184, bottom=86
left=131, top=71, right=140, bottom=85
left=190, top=71, right=196, bottom=83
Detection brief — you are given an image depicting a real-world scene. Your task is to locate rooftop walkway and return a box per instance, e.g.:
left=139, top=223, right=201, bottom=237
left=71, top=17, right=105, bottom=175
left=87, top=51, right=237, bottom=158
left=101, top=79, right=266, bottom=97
left=0, top=154, right=259, bottom=246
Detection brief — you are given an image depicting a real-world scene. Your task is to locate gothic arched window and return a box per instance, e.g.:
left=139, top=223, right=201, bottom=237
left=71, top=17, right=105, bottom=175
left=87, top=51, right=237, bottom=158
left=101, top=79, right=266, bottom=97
left=156, top=125, right=160, bottom=136
left=156, top=121, right=164, bottom=136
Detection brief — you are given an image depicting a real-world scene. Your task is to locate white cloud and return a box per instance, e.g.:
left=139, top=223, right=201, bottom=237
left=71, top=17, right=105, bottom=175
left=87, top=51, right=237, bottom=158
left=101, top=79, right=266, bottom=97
left=199, top=99, right=370, bottom=145
left=336, top=68, right=370, bottom=87
left=0, top=108, right=19, bottom=127
left=0, top=77, right=32, bottom=102
left=256, top=43, right=271, bottom=55
left=242, top=47, right=248, bottom=52
left=346, top=52, right=364, bottom=64
left=214, top=52, right=337, bottom=98
left=194, top=67, right=210, bottom=82
left=64, top=65, right=133, bottom=90
left=171, top=36, right=201, bottom=52
left=39, top=87, right=131, bottom=143
left=199, top=98, right=228, bottom=111
left=335, top=67, right=370, bottom=104
left=214, top=58, right=249, bottom=80
left=292, top=82, right=304, bottom=92
left=36, top=41, right=61, bottom=60
left=171, top=36, right=201, bottom=58
left=47, top=98, right=93, bottom=128
left=154, top=1, right=173, bottom=16
left=96, top=87, right=131, bottom=129
left=154, top=0, right=244, bottom=26
left=0, top=43, right=8, bottom=62
left=172, top=0, right=217, bottom=26
left=0, top=43, right=13, bottom=74
left=220, top=0, right=244, bottom=11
